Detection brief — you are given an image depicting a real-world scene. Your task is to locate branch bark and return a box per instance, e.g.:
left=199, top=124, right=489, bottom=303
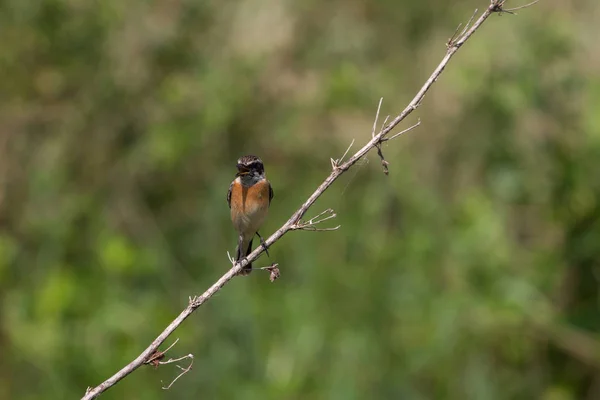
left=82, top=1, right=535, bottom=398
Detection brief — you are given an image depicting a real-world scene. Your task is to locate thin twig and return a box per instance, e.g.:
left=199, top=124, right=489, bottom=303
left=381, top=115, right=390, bottom=133
left=81, top=2, right=534, bottom=398
left=372, top=99, right=390, bottom=174
left=381, top=119, right=421, bottom=142
left=447, top=9, right=478, bottom=48
left=461, top=9, right=479, bottom=39
left=448, top=22, right=463, bottom=47
left=503, top=0, right=540, bottom=13
left=226, top=251, right=235, bottom=264
left=339, top=139, right=355, bottom=164
left=161, top=355, right=194, bottom=390
left=292, top=208, right=340, bottom=231
left=332, top=138, right=356, bottom=170
left=448, top=8, right=479, bottom=48
left=160, top=354, right=194, bottom=366
left=143, top=338, right=194, bottom=390
left=297, top=208, right=337, bottom=226
left=372, top=97, right=384, bottom=138
left=296, top=225, right=341, bottom=232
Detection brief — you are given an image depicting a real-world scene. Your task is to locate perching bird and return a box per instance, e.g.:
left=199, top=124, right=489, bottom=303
left=227, top=155, right=273, bottom=275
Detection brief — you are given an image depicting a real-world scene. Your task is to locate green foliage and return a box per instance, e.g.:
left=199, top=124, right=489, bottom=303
left=0, top=0, right=598, bottom=399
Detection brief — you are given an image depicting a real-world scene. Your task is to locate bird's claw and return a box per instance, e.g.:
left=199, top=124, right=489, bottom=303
left=256, top=231, right=270, bottom=257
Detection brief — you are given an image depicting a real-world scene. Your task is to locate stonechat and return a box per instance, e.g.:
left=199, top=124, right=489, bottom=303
left=227, top=155, right=273, bottom=275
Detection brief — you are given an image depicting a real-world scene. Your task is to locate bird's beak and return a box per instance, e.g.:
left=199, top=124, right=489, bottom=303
left=236, top=164, right=249, bottom=176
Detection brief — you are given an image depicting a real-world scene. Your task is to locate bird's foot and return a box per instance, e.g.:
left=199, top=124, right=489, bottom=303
left=256, top=231, right=270, bottom=257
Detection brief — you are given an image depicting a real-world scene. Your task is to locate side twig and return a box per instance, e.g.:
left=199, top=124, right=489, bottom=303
left=81, top=1, right=537, bottom=398
left=292, top=208, right=340, bottom=231
left=161, top=355, right=194, bottom=390
left=497, top=0, right=540, bottom=14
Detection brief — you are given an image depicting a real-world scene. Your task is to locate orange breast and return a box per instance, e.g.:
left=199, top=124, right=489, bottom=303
left=230, top=178, right=270, bottom=235
left=243, top=180, right=270, bottom=212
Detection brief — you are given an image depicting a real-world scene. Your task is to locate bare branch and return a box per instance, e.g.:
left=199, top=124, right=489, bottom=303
left=81, top=2, right=537, bottom=398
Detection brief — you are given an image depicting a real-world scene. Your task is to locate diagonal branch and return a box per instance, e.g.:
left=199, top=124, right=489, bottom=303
left=81, top=1, right=535, bottom=398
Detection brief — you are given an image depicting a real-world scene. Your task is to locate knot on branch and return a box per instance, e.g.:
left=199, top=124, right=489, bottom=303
left=144, top=338, right=179, bottom=368
left=492, top=0, right=539, bottom=15
left=491, top=0, right=506, bottom=12
left=331, top=139, right=355, bottom=172
left=145, top=350, right=166, bottom=368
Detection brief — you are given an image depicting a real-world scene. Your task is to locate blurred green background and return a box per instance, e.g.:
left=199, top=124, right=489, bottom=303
left=1, top=0, right=599, bottom=399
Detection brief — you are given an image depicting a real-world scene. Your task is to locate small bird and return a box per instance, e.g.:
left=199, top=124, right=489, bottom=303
left=227, top=155, right=273, bottom=275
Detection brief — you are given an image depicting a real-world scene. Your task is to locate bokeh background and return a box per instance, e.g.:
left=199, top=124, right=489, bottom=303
left=1, top=0, right=599, bottom=399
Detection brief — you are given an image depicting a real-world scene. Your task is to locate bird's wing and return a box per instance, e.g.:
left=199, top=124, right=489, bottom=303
left=227, top=180, right=234, bottom=209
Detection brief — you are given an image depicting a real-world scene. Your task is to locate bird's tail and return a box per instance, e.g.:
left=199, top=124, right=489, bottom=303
left=236, top=237, right=253, bottom=275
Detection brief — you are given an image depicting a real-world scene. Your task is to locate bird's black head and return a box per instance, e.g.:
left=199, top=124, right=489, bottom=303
left=236, top=155, right=264, bottom=177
